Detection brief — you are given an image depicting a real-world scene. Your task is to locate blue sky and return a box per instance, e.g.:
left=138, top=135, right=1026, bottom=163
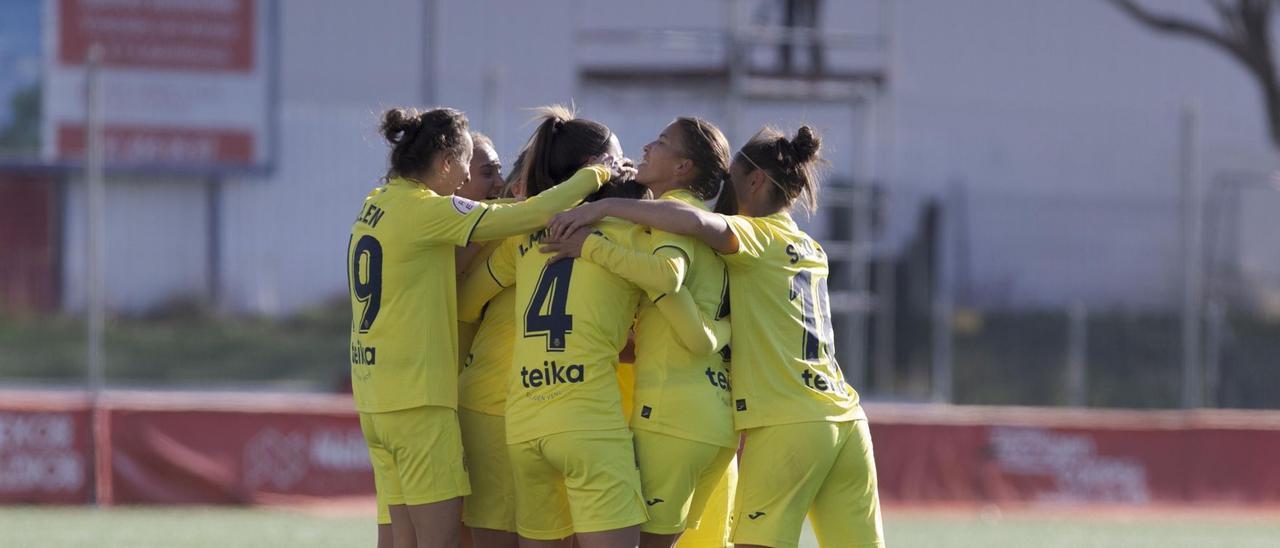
left=0, top=0, right=41, bottom=132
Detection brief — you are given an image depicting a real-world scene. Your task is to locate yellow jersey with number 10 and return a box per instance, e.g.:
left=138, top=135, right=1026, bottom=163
left=720, top=212, right=865, bottom=430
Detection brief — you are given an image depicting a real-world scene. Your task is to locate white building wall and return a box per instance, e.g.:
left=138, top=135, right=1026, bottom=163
left=61, top=176, right=209, bottom=313
left=890, top=0, right=1278, bottom=308
left=67, top=0, right=1280, bottom=313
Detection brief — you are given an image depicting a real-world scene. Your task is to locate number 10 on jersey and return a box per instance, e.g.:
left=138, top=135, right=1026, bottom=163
left=791, top=270, right=834, bottom=361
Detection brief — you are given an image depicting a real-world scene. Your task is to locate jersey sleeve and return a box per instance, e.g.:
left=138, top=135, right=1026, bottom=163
left=581, top=233, right=688, bottom=300
left=719, top=214, right=773, bottom=265
left=468, top=165, right=609, bottom=242
left=654, top=287, right=731, bottom=356
left=413, top=194, right=492, bottom=247
left=458, top=237, right=518, bottom=324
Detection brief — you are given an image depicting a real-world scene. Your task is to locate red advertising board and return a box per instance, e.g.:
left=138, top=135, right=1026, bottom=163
left=95, top=391, right=372, bottom=505
left=3, top=393, right=1279, bottom=507
left=57, top=124, right=255, bottom=165
left=58, top=0, right=255, bottom=73
left=871, top=405, right=1280, bottom=505
left=0, top=392, right=93, bottom=504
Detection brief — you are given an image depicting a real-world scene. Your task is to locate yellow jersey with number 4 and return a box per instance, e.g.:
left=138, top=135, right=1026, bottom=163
left=720, top=212, right=865, bottom=430
left=478, top=218, right=644, bottom=444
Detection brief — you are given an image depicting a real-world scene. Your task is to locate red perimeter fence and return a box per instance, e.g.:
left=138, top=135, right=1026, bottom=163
left=2, top=390, right=1278, bottom=506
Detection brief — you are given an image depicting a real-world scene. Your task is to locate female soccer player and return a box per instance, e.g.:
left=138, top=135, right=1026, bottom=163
left=456, top=150, right=528, bottom=548
left=457, top=107, right=724, bottom=548
left=547, top=126, right=885, bottom=548
left=456, top=131, right=509, bottom=273
left=349, top=107, right=611, bottom=548
left=541, top=118, right=737, bottom=548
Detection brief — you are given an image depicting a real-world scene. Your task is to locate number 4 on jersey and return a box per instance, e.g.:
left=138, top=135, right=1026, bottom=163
left=525, top=260, right=575, bottom=351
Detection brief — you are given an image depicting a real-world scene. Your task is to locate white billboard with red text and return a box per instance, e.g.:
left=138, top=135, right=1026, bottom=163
left=42, top=0, right=272, bottom=171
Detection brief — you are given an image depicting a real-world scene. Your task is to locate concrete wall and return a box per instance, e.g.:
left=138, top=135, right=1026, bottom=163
left=61, top=0, right=1280, bottom=314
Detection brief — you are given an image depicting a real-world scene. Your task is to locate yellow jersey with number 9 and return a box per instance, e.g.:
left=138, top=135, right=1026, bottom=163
left=349, top=168, right=608, bottom=414
left=720, top=212, right=865, bottom=430
left=348, top=177, right=491, bottom=413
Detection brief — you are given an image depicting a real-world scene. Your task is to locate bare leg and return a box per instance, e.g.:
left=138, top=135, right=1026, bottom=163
left=576, top=525, right=641, bottom=548
left=519, top=537, right=572, bottom=548
left=405, top=497, right=464, bottom=548
left=638, top=532, right=680, bottom=548
left=461, top=524, right=475, bottom=548
left=389, top=505, right=417, bottom=548
left=377, top=524, right=394, bottom=548
left=472, top=528, right=519, bottom=548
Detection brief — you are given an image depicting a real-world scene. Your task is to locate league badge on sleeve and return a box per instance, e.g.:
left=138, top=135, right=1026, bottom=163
left=452, top=195, right=479, bottom=215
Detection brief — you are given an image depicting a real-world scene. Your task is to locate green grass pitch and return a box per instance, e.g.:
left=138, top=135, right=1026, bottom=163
left=1, top=505, right=1276, bottom=547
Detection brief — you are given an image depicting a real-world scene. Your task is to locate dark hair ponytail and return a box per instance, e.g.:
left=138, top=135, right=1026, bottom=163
left=671, top=117, right=731, bottom=201
left=380, top=107, right=470, bottom=180
left=735, top=124, right=824, bottom=212
left=519, top=105, right=613, bottom=197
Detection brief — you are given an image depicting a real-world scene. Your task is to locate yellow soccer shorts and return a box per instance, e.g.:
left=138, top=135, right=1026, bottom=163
left=360, top=405, right=471, bottom=525
left=674, top=454, right=737, bottom=547
left=507, top=428, right=648, bottom=540
left=633, top=429, right=736, bottom=535
left=459, top=408, right=517, bottom=532
left=732, top=419, right=883, bottom=548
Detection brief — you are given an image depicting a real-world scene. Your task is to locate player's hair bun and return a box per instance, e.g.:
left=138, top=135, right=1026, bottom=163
left=787, top=125, right=821, bottom=164
left=380, top=108, right=421, bottom=146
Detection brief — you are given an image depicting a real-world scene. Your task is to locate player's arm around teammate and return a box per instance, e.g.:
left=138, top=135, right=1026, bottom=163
left=479, top=108, right=655, bottom=548
left=349, top=107, right=610, bottom=548
left=543, top=117, right=740, bottom=548
left=549, top=126, right=885, bottom=548
left=455, top=131, right=509, bottom=274
left=543, top=228, right=727, bottom=357
left=455, top=153, right=637, bottom=548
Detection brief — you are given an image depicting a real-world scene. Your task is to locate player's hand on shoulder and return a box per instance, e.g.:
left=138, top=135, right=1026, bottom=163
left=541, top=226, right=593, bottom=264
left=549, top=201, right=606, bottom=240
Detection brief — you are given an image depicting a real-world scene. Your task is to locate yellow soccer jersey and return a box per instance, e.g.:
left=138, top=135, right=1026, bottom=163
left=602, top=190, right=735, bottom=448
left=617, top=360, right=636, bottom=422
left=719, top=212, right=865, bottom=430
left=468, top=218, right=646, bottom=444
left=454, top=203, right=513, bottom=374
left=348, top=167, right=606, bottom=413
left=458, top=286, right=516, bottom=416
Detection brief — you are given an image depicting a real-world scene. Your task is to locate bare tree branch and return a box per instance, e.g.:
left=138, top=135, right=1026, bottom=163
left=1106, top=0, right=1249, bottom=61
left=1107, top=0, right=1280, bottom=150
left=1211, top=0, right=1246, bottom=39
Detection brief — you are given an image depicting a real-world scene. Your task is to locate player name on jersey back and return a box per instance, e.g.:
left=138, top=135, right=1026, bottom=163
left=494, top=221, right=644, bottom=443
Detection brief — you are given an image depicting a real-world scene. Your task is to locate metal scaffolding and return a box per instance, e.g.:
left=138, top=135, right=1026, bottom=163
left=576, top=0, right=894, bottom=390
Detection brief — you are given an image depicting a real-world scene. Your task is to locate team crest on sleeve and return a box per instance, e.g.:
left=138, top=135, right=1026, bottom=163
left=451, top=195, right=479, bottom=215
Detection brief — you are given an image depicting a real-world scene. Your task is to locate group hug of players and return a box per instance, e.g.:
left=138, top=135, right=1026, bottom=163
left=348, top=104, right=884, bottom=548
